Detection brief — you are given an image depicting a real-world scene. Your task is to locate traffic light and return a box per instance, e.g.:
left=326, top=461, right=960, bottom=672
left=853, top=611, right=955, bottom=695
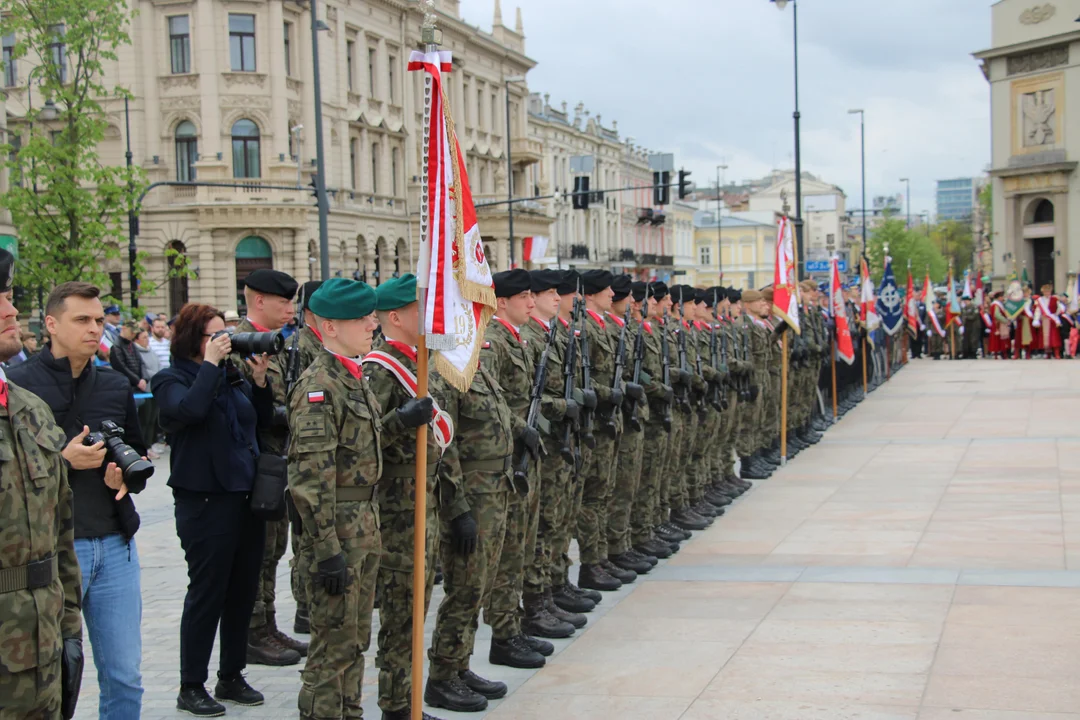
left=653, top=171, right=670, bottom=206
left=572, top=176, right=590, bottom=210
left=308, top=175, right=319, bottom=208
left=678, top=169, right=693, bottom=199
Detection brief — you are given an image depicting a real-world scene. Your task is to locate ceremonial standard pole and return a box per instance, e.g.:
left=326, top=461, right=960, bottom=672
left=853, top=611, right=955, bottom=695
left=949, top=260, right=956, bottom=361
left=885, top=244, right=891, bottom=380
left=831, top=336, right=838, bottom=421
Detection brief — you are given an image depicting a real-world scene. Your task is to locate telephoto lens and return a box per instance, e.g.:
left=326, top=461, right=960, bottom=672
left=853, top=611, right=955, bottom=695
left=214, top=329, right=285, bottom=355
left=83, top=420, right=156, bottom=486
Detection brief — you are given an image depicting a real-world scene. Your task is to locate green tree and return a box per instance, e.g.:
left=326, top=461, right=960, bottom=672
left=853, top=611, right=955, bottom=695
left=865, top=218, right=947, bottom=286
left=0, top=0, right=148, bottom=310
left=931, top=220, right=974, bottom=273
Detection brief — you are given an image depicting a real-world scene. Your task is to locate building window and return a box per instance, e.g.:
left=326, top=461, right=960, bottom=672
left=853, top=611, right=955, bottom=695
left=283, top=22, right=292, bottom=76
left=371, top=142, right=379, bottom=194
left=229, top=14, right=256, bottom=72
left=349, top=138, right=357, bottom=190
left=391, top=147, right=399, bottom=196
left=231, top=119, right=261, bottom=178
left=491, top=91, right=497, bottom=130
left=168, top=16, right=190, bottom=73
left=2, top=33, right=16, bottom=87
left=388, top=54, right=396, bottom=103
left=367, top=47, right=376, bottom=97
left=463, top=80, right=470, bottom=124
left=175, top=121, right=198, bottom=182
left=48, top=24, right=66, bottom=83
left=346, top=40, right=354, bottom=91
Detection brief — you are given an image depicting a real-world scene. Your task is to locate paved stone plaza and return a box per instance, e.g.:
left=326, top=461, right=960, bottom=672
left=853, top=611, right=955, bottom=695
left=76, top=358, right=1080, bottom=719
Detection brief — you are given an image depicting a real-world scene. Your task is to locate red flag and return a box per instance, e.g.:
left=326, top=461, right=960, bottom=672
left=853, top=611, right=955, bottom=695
left=830, top=256, right=854, bottom=364
left=904, top=271, right=918, bottom=337
left=772, top=216, right=800, bottom=332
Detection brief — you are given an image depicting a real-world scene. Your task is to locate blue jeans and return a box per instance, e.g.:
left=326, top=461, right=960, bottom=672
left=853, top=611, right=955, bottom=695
left=75, top=534, right=144, bottom=720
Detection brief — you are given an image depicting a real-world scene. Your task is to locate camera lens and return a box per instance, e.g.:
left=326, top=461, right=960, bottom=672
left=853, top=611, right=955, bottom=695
left=230, top=331, right=285, bottom=356
left=103, top=436, right=155, bottom=486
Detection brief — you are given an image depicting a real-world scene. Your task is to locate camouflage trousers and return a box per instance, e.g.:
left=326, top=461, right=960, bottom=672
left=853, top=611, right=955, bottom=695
left=428, top=482, right=508, bottom=680
left=375, top=481, right=437, bottom=713
left=690, top=407, right=721, bottom=502
left=251, top=514, right=287, bottom=629
left=656, top=410, right=685, bottom=526
left=668, top=408, right=697, bottom=512
left=716, top=393, right=740, bottom=478
left=764, top=371, right=781, bottom=448
left=299, top=502, right=380, bottom=720
left=538, top=444, right=573, bottom=588
left=552, top=452, right=585, bottom=585
left=736, top=374, right=762, bottom=458
left=576, top=433, right=618, bottom=565
left=0, top=657, right=60, bottom=720
left=608, top=425, right=643, bottom=555
left=485, top=464, right=539, bottom=640
left=633, top=418, right=671, bottom=546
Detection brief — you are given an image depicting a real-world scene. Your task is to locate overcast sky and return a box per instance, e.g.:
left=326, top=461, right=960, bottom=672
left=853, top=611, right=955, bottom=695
left=457, top=0, right=992, bottom=220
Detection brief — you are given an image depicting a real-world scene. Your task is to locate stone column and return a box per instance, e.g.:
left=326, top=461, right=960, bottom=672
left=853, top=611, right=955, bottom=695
left=139, top=4, right=161, bottom=166
left=1055, top=190, right=1069, bottom=291
left=1002, top=193, right=1017, bottom=279
left=212, top=229, right=233, bottom=310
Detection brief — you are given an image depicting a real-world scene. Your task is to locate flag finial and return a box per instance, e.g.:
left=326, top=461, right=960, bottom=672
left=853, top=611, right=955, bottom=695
left=422, top=0, right=441, bottom=45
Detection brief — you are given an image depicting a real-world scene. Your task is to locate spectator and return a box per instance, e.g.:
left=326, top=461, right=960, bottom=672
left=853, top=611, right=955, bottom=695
left=110, top=321, right=147, bottom=393
left=8, top=281, right=148, bottom=720
left=4, top=330, right=38, bottom=367
left=223, top=310, right=241, bottom=330
left=134, top=329, right=162, bottom=458
left=152, top=303, right=274, bottom=716
left=149, top=316, right=171, bottom=370
left=103, top=304, right=122, bottom=345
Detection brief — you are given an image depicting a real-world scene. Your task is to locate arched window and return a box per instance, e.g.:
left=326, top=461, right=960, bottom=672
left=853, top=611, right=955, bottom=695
left=235, top=235, right=273, bottom=310
left=231, top=119, right=261, bottom=179
left=167, top=240, right=189, bottom=316
left=1034, top=199, right=1054, bottom=224
left=175, top=121, right=198, bottom=182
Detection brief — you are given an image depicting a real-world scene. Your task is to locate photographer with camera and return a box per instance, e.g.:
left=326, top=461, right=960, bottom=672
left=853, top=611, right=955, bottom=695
left=8, top=281, right=149, bottom=720
left=151, top=303, right=275, bottom=716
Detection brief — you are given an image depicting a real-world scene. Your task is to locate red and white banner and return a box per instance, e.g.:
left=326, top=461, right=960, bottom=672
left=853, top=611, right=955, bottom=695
left=772, top=215, right=800, bottom=333
left=904, top=271, right=919, bottom=336
left=830, top=256, right=854, bottom=364
left=522, top=236, right=549, bottom=265
left=860, top=256, right=880, bottom=330
left=409, top=50, right=496, bottom=391
left=362, top=349, right=455, bottom=452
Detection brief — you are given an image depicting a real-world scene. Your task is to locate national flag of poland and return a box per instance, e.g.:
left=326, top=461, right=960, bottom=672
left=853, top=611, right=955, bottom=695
left=772, top=215, right=800, bottom=333
left=409, top=50, right=496, bottom=391
left=860, top=256, right=880, bottom=330
left=99, top=332, right=113, bottom=356
left=830, top=255, right=854, bottom=364
left=522, top=236, right=549, bottom=265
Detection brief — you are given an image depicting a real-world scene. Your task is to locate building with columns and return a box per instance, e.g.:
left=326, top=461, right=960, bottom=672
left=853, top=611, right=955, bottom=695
left=975, top=0, right=1079, bottom=291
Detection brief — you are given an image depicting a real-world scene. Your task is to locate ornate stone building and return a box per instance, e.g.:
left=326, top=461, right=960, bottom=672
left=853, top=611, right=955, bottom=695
left=975, top=0, right=1078, bottom=291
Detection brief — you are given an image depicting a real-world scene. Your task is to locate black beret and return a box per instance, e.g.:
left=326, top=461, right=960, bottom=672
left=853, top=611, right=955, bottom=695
left=244, top=269, right=299, bottom=300
left=694, top=288, right=707, bottom=304
left=729, top=288, right=742, bottom=302
left=529, top=269, right=562, bottom=294
left=610, top=274, right=633, bottom=301
left=703, top=288, right=722, bottom=308
left=581, top=269, right=613, bottom=295
left=300, top=281, right=323, bottom=311
left=557, top=270, right=580, bottom=296
left=648, top=281, right=669, bottom=300
left=630, top=281, right=648, bottom=302
left=493, top=268, right=531, bottom=298
left=0, top=249, right=13, bottom=294
left=671, top=285, right=693, bottom=304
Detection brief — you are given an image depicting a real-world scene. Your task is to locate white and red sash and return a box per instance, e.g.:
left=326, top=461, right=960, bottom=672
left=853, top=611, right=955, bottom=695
left=927, top=310, right=946, bottom=338
left=362, top=348, right=455, bottom=453
left=1034, top=296, right=1061, bottom=328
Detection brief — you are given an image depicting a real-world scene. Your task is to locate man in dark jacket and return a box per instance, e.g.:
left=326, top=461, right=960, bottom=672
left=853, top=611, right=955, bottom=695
left=8, top=281, right=148, bottom=720
left=110, top=321, right=147, bottom=393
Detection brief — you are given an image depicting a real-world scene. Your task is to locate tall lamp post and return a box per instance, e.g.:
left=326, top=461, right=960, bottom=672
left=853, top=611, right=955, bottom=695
left=899, top=177, right=911, bottom=229
left=124, top=97, right=139, bottom=307
left=716, top=163, right=726, bottom=282
left=307, top=0, right=331, bottom=279
left=771, top=0, right=804, bottom=279
left=504, top=75, right=525, bottom=268
left=23, top=66, right=58, bottom=333
left=848, top=108, right=866, bottom=263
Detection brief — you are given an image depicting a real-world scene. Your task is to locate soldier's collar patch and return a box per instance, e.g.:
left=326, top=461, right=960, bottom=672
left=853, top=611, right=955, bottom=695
left=482, top=341, right=491, bottom=349
left=308, top=391, right=326, bottom=403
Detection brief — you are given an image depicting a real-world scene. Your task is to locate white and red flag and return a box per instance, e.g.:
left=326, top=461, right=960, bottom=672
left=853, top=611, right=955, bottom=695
left=830, top=255, right=855, bottom=364
left=904, top=270, right=919, bottom=337
left=522, top=236, right=549, bottom=266
left=772, top=215, right=800, bottom=333
left=860, top=256, right=880, bottom=330
left=409, top=49, right=496, bottom=391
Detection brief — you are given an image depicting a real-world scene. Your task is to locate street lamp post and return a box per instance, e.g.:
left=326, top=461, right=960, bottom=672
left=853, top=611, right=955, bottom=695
left=307, top=0, right=331, bottom=280
left=848, top=109, right=866, bottom=263
left=899, top=177, right=910, bottom=229
left=504, top=75, right=525, bottom=268
left=23, top=66, right=57, bottom=334
left=124, top=96, right=139, bottom=307
left=771, top=0, right=804, bottom=279
left=716, top=163, right=726, bottom=283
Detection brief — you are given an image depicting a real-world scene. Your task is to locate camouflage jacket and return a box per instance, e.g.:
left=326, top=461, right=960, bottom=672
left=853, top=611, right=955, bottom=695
left=0, top=384, right=82, bottom=675
left=520, top=317, right=569, bottom=436
left=618, top=315, right=651, bottom=425
left=639, top=318, right=668, bottom=416
left=288, top=350, right=392, bottom=563
left=481, top=319, right=532, bottom=441
left=583, top=309, right=618, bottom=408
left=234, top=317, right=288, bottom=454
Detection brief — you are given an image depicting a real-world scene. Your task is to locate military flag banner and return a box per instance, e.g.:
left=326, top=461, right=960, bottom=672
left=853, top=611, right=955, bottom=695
left=772, top=215, right=801, bottom=333
left=860, top=256, right=880, bottom=330
left=945, top=265, right=961, bottom=328
left=974, top=272, right=985, bottom=307
left=904, top=270, right=919, bottom=337
left=1002, top=269, right=1027, bottom=320
left=876, top=256, right=904, bottom=336
left=522, top=236, right=549, bottom=265
left=830, top=256, right=855, bottom=364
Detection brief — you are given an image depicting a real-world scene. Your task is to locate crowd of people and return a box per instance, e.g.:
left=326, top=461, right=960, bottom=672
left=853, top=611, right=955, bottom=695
left=1, top=251, right=902, bottom=720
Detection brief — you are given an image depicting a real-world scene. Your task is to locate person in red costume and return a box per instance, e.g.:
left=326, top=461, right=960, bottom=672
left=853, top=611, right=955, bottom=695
left=1034, top=283, right=1064, bottom=359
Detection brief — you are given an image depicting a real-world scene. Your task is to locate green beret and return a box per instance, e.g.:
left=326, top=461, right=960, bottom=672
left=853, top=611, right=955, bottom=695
left=308, top=278, right=376, bottom=319
left=376, top=273, right=418, bottom=311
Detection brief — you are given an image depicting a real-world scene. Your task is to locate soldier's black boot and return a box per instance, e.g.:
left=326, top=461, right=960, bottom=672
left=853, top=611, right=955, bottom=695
left=705, top=487, right=733, bottom=506
left=460, top=670, right=508, bottom=699
left=424, top=675, right=489, bottom=712
left=522, top=592, right=575, bottom=639
left=177, top=684, right=226, bottom=717
left=609, top=551, right=652, bottom=575
left=519, top=633, right=555, bottom=657
left=246, top=625, right=302, bottom=666
left=578, top=563, right=622, bottom=591
left=382, top=707, right=444, bottom=720
left=627, top=548, right=658, bottom=566
left=213, top=672, right=264, bottom=706
left=654, top=524, right=685, bottom=543
left=293, top=605, right=310, bottom=635
left=738, top=458, right=767, bottom=480
left=660, top=522, right=692, bottom=541
left=567, top=580, right=603, bottom=604
left=546, top=589, right=587, bottom=629
left=637, top=537, right=675, bottom=558
left=489, top=635, right=546, bottom=669
left=601, top=558, right=638, bottom=583
left=671, top=507, right=709, bottom=531
left=552, top=584, right=596, bottom=613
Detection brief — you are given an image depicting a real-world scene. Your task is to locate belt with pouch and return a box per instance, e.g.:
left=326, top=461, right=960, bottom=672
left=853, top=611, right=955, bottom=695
left=459, top=456, right=512, bottom=473
left=336, top=485, right=376, bottom=502
left=0, top=555, right=58, bottom=593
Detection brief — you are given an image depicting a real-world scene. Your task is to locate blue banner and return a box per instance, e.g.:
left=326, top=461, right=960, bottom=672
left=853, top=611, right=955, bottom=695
left=876, top=257, right=904, bottom=336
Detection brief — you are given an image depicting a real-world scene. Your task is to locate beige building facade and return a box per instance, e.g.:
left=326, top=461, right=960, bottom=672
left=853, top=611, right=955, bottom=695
left=693, top=212, right=778, bottom=291
left=975, top=0, right=1080, bottom=291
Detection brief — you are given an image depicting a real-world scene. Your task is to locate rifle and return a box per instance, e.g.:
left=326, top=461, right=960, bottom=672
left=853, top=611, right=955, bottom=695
left=659, top=307, right=673, bottom=432
left=675, top=310, right=691, bottom=411
left=559, top=307, right=579, bottom=464
left=603, top=302, right=632, bottom=436
left=710, top=292, right=728, bottom=411
left=578, top=292, right=596, bottom=447
left=514, top=317, right=558, bottom=484
left=284, top=284, right=307, bottom=396
left=626, top=285, right=651, bottom=432
left=692, top=322, right=706, bottom=411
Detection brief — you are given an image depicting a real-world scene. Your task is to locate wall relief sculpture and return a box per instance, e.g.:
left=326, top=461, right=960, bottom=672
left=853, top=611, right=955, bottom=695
left=1020, top=3, right=1056, bottom=24
left=1022, top=88, right=1056, bottom=146
left=1007, top=45, right=1068, bottom=75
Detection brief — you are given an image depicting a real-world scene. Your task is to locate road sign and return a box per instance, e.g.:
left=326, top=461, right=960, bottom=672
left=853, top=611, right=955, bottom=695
left=805, top=259, right=846, bottom=274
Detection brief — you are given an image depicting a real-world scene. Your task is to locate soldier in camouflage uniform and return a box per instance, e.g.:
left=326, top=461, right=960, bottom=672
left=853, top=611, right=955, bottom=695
left=713, top=289, right=752, bottom=493
left=687, top=291, right=730, bottom=518
left=235, top=269, right=308, bottom=664
left=0, top=249, right=84, bottom=720
left=288, top=279, right=432, bottom=720
left=696, top=289, right=743, bottom=506
left=362, top=274, right=475, bottom=720
left=736, top=290, right=775, bottom=479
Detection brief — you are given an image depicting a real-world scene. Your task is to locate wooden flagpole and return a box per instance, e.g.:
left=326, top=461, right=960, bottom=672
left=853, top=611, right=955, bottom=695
left=831, top=336, right=838, bottom=421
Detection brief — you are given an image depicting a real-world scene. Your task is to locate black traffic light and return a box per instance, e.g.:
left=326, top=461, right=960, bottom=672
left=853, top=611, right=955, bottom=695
left=308, top=175, right=319, bottom=208
left=678, top=169, right=693, bottom=199
left=653, top=171, right=670, bottom=206
left=572, top=176, right=590, bottom=210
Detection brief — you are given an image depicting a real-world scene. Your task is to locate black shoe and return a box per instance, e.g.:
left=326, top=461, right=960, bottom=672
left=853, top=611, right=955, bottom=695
left=382, top=708, right=444, bottom=720
left=636, top=539, right=672, bottom=559
left=246, top=626, right=302, bottom=666
left=213, top=673, right=264, bottom=707
left=578, top=563, right=622, bottom=591
left=523, top=593, right=575, bottom=639
left=671, top=508, right=709, bottom=531
left=740, top=458, right=768, bottom=480
left=489, top=636, right=546, bottom=669
left=293, top=606, right=310, bottom=635
left=705, top=489, right=733, bottom=506
left=552, top=584, right=596, bottom=613
left=424, top=676, right=489, bottom=713
left=177, top=686, right=226, bottom=717
left=626, top=548, right=658, bottom=566
left=660, top=522, right=692, bottom=541
left=519, top=633, right=555, bottom=657
left=608, top=551, right=652, bottom=575
left=567, top=581, right=603, bottom=604
left=695, top=501, right=724, bottom=519
left=654, top=524, right=684, bottom=543
left=546, top=591, right=587, bottom=629
left=460, top=669, right=507, bottom=700
left=434, top=566, right=443, bottom=585
left=600, top=558, right=637, bottom=583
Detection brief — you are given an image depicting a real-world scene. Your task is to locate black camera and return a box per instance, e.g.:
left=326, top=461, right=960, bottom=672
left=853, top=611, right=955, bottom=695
left=213, top=328, right=285, bottom=355
left=83, top=420, right=155, bottom=486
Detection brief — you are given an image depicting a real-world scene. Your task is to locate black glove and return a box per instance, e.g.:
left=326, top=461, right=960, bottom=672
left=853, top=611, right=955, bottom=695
left=564, top=398, right=581, bottom=421
left=609, top=387, right=624, bottom=408
left=678, top=368, right=692, bottom=386
left=61, top=637, right=83, bottom=720
left=519, top=425, right=540, bottom=457
left=662, top=384, right=674, bottom=404
left=624, top=382, right=645, bottom=402
left=396, top=396, right=434, bottom=429
left=581, top=388, right=598, bottom=409
left=450, top=511, right=478, bottom=556
left=317, top=553, right=348, bottom=595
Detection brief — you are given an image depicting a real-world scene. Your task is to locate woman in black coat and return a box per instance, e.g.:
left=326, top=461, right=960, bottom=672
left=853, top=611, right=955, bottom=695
left=151, top=303, right=274, bottom=716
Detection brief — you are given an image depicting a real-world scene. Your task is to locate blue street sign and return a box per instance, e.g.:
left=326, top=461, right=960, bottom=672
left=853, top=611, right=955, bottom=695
left=805, top=259, right=846, bottom=273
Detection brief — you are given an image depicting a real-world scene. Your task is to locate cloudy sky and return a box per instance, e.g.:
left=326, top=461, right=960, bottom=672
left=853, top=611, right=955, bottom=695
left=457, top=0, right=992, bottom=220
